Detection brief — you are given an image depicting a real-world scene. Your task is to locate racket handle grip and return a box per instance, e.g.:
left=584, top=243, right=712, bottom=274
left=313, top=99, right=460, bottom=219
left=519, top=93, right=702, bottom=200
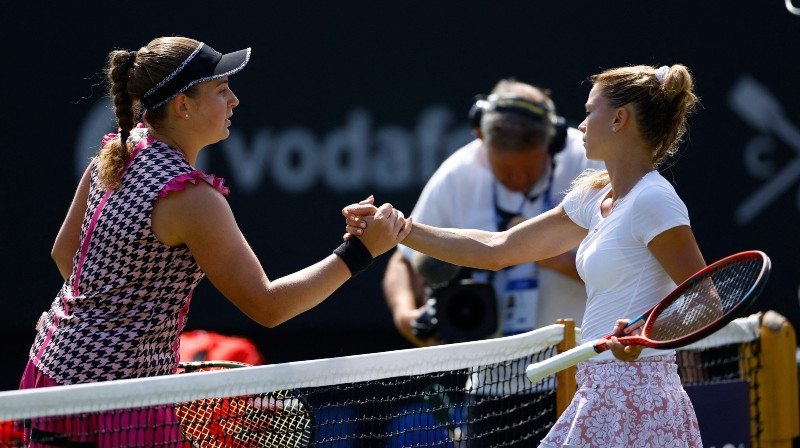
left=525, top=342, right=600, bottom=383
left=617, top=313, right=646, bottom=336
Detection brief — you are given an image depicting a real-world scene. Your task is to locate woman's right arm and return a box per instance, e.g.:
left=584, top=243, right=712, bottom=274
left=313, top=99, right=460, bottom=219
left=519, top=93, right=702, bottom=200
left=347, top=202, right=587, bottom=272
left=152, top=182, right=408, bottom=328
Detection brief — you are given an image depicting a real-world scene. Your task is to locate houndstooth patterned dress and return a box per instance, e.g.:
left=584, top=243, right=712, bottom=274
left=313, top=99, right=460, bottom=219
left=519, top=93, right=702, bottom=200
left=29, top=125, right=230, bottom=385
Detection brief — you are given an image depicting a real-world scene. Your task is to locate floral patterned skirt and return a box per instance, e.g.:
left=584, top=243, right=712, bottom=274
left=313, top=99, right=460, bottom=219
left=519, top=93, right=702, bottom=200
left=538, top=355, right=702, bottom=448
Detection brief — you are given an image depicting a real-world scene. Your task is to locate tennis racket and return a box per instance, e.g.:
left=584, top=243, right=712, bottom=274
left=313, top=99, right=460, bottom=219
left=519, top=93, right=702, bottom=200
left=525, top=250, right=771, bottom=383
left=176, top=361, right=314, bottom=448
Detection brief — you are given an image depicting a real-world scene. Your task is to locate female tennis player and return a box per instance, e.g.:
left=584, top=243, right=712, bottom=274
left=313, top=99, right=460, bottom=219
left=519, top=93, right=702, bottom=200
left=346, top=64, right=705, bottom=447
left=19, top=36, right=409, bottom=447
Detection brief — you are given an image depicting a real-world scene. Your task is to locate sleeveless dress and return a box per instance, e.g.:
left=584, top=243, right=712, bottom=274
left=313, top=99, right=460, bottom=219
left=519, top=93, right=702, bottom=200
left=20, top=125, right=230, bottom=448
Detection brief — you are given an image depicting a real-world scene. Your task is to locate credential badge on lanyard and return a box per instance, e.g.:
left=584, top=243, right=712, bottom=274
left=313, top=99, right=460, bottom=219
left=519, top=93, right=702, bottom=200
left=493, top=181, right=551, bottom=336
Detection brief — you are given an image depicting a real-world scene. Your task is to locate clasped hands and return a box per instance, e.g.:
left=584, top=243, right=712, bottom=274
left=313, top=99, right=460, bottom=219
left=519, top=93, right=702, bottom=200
left=341, top=196, right=644, bottom=362
left=341, top=196, right=412, bottom=257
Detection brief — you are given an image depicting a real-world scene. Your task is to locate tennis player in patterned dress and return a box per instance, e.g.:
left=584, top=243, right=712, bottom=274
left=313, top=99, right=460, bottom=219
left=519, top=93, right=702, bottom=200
left=18, top=36, right=409, bottom=447
left=346, top=64, right=706, bottom=447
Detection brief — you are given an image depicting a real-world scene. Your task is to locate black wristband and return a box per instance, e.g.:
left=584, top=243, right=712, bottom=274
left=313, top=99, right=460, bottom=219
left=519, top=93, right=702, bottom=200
left=333, top=237, right=374, bottom=276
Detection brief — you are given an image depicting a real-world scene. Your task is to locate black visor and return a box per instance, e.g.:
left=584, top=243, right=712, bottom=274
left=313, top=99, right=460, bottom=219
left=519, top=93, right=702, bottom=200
left=141, top=42, right=251, bottom=109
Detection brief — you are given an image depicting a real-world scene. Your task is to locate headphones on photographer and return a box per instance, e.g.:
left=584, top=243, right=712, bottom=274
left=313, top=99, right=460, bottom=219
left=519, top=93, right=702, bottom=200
left=468, top=93, right=568, bottom=156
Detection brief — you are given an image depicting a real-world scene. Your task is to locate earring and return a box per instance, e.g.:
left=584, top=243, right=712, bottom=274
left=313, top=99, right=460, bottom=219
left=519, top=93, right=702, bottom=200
left=612, top=126, right=617, bottom=132
left=185, top=114, right=189, bottom=119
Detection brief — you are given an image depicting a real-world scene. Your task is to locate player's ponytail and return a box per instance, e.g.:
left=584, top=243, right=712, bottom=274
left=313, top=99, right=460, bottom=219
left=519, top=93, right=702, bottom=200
left=97, top=37, right=202, bottom=190
left=655, top=64, right=699, bottom=166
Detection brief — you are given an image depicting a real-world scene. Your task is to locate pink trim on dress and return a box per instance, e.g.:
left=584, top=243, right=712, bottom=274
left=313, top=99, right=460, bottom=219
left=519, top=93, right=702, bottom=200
left=172, top=291, right=193, bottom=374
left=158, top=170, right=230, bottom=197
left=39, top=133, right=157, bottom=365
left=33, top=314, right=57, bottom=364
left=101, top=123, right=146, bottom=149
left=73, top=135, right=154, bottom=298
left=19, top=361, right=182, bottom=447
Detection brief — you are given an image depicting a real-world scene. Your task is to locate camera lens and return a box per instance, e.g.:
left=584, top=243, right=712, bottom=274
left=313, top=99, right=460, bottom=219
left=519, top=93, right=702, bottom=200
left=444, top=291, right=487, bottom=330
left=434, top=280, right=498, bottom=342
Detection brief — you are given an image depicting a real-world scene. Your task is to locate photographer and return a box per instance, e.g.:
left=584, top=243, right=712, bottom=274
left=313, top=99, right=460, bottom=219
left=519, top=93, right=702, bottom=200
left=382, top=78, right=604, bottom=347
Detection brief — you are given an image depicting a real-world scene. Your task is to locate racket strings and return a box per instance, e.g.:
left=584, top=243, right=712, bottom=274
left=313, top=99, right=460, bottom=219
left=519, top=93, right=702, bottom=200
left=646, top=258, right=764, bottom=342
left=176, top=390, right=312, bottom=448
left=246, top=392, right=313, bottom=447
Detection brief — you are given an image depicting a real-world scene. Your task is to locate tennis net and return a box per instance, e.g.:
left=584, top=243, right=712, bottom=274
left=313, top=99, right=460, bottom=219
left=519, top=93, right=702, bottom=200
left=675, top=311, right=765, bottom=447
left=0, top=313, right=784, bottom=448
left=0, top=324, right=572, bottom=448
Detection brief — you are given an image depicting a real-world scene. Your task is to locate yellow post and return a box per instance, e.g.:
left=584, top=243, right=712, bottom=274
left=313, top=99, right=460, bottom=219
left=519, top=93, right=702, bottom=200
left=738, top=324, right=760, bottom=441
left=756, top=310, right=799, bottom=448
left=555, top=318, right=577, bottom=416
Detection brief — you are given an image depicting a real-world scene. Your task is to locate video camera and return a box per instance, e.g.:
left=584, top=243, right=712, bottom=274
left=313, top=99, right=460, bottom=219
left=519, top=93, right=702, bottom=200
left=410, top=253, right=498, bottom=343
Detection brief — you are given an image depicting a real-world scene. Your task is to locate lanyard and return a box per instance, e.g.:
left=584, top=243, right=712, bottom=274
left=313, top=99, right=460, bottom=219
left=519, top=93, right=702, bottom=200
left=489, top=165, right=553, bottom=278
left=492, top=175, right=553, bottom=232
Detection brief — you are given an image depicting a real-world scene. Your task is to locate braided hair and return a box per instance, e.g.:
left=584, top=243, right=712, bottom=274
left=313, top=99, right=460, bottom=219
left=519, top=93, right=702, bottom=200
left=97, top=37, right=200, bottom=189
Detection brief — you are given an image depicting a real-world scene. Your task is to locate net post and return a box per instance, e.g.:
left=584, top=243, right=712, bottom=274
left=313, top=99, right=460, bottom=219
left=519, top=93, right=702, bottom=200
left=555, top=318, right=577, bottom=416
left=755, top=310, right=799, bottom=447
left=739, top=324, right=760, bottom=444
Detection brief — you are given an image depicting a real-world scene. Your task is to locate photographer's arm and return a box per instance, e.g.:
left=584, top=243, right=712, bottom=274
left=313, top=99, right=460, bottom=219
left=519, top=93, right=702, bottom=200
left=382, top=250, right=436, bottom=347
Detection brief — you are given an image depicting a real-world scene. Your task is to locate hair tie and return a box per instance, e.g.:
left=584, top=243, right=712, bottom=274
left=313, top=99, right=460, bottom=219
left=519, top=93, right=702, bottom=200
left=655, top=65, right=669, bottom=84
left=125, top=51, right=137, bottom=69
